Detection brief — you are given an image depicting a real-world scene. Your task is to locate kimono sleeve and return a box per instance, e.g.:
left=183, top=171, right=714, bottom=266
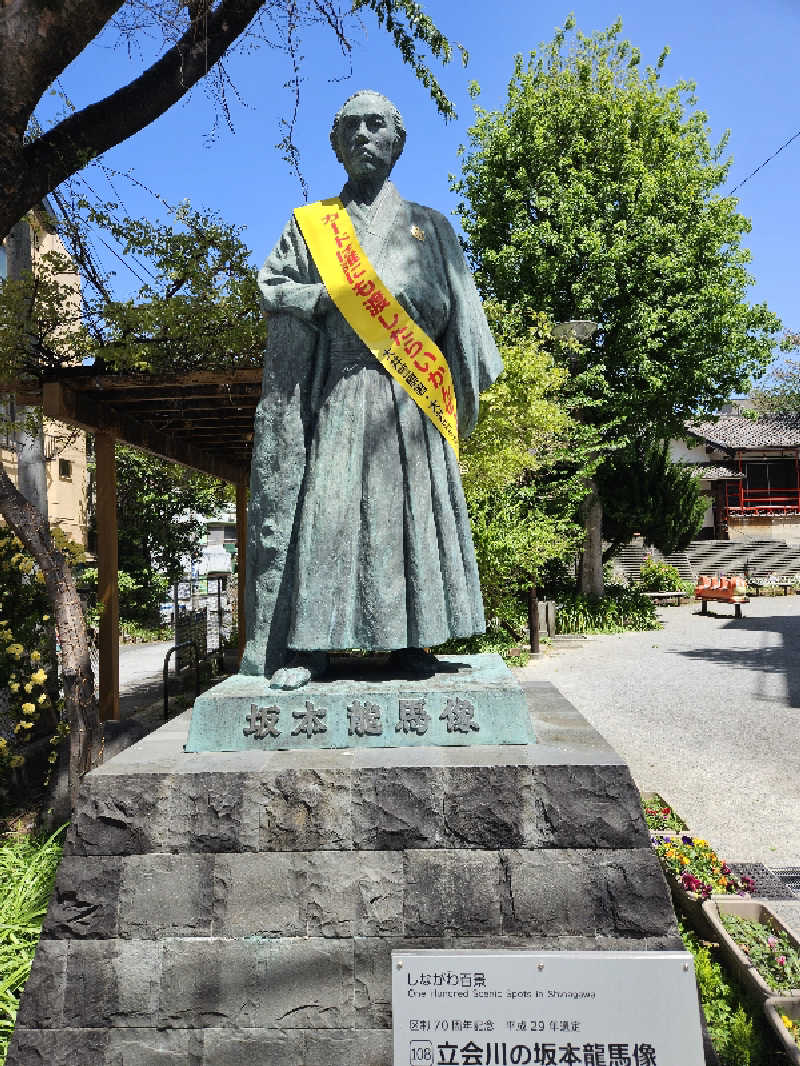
left=258, top=214, right=326, bottom=321
left=430, top=211, right=503, bottom=439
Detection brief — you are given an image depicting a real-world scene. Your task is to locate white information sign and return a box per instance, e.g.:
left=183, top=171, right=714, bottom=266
left=392, top=950, right=704, bottom=1066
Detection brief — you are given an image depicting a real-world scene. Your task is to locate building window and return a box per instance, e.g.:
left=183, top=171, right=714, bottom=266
left=59, top=458, right=72, bottom=481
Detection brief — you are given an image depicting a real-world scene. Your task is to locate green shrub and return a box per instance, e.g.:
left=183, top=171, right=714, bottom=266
left=0, top=533, right=59, bottom=785
left=556, top=585, right=659, bottom=634
left=637, top=557, right=685, bottom=592
left=680, top=919, right=773, bottom=1065
left=0, top=828, right=64, bottom=1064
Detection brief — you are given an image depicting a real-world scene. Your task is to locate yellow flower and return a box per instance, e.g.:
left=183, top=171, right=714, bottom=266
left=21, top=702, right=35, bottom=715
left=9, top=682, right=19, bottom=693
left=30, top=650, right=41, bottom=663
left=0, top=738, right=7, bottom=752
left=7, top=643, right=23, bottom=658
left=19, top=720, right=32, bottom=729
left=9, top=755, right=24, bottom=768
left=43, top=615, right=50, bottom=621
left=680, top=855, right=690, bottom=865
left=35, top=571, right=45, bottom=584
left=37, top=693, right=48, bottom=705
left=24, top=683, right=32, bottom=693
left=30, top=668, right=46, bottom=685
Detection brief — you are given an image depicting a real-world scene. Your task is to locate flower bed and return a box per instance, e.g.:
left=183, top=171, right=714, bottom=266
left=764, top=997, right=800, bottom=1065
left=652, top=834, right=754, bottom=938
left=702, top=898, right=800, bottom=1001
left=653, top=835, right=754, bottom=899
left=641, top=792, right=689, bottom=834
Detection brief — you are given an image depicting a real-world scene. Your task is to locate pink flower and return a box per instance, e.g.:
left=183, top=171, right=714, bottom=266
left=778, top=956, right=787, bottom=966
left=768, top=936, right=778, bottom=949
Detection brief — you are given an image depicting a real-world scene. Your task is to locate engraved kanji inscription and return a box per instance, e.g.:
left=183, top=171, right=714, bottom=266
left=347, top=699, right=383, bottom=736
left=440, top=696, right=479, bottom=733
left=291, top=700, right=328, bottom=737
left=243, top=703, right=281, bottom=739
left=396, top=697, right=431, bottom=735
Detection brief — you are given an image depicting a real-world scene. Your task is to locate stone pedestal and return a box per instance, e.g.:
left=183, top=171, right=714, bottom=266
left=8, top=676, right=681, bottom=1065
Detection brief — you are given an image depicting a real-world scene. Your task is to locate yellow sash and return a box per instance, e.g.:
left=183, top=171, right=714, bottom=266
left=294, top=197, right=459, bottom=456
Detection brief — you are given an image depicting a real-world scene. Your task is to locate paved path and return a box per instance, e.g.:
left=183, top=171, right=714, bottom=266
left=524, top=596, right=800, bottom=870
left=118, top=640, right=173, bottom=720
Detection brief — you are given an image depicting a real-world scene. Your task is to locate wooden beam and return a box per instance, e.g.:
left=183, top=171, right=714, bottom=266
left=43, top=381, right=248, bottom=484
left=236, top=482, right=248, bottom=665
left=64, top=369, right=262, bottom=391
left=96, top=431, right=119, bottom=723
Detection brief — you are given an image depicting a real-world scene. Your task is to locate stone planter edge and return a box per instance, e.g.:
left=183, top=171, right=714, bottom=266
left=764, top=996, right=800, bottom=1065
left=702, top=898, right=800, bottom=1004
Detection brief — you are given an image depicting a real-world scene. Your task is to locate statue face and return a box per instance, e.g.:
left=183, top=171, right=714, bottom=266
left=336, top=94, right=398, bottom=183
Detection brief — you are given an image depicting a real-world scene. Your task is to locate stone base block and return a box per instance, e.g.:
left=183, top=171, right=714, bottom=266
left=184, top=653, right=535, bottom=751
left=8, top=676, right=682, bottom=1065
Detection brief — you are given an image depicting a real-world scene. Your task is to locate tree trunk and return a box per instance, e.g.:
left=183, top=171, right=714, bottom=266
left=578, top=479, right=604, bottom=598
left=0, top=462, right=102, bottom=808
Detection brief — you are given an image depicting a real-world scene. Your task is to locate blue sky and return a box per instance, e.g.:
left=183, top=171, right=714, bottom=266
left=45, top=0, right=800, bottom=346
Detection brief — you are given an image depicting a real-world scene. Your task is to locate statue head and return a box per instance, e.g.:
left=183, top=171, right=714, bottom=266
left=330, top=90, right=407, bottom=184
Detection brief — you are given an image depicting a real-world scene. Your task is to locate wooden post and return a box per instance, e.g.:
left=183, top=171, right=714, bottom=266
left=95, top=431, right=119, bottom=722
left=236, top=482, right=247, bottom=664
left=527, top=587, right=540, bottom=654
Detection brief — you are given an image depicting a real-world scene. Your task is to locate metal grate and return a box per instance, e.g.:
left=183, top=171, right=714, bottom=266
left=772, top=868, right=800, bottom=897
left=729, top=862, right=797, bottom=899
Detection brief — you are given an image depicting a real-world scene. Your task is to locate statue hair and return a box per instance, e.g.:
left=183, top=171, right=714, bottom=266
left=330, top=90, right=407, bottom=166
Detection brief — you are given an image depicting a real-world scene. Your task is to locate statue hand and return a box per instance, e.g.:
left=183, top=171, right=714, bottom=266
left=269, top=665, right=313, bottom=690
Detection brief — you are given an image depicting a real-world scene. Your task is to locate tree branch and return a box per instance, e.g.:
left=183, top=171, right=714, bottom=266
left=1, top=0, right=264, bottom=237
left=0, top=0, right=126, bottom=127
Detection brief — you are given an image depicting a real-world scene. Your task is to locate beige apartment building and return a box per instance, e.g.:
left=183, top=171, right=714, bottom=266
left=1, top=203, right=89, bottom=549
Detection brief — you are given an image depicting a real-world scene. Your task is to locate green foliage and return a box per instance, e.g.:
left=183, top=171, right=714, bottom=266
left=637, top=557, right=680, bottom=591
left=640, top=793, right=688, bottom=832
left=353, top=1, right=467, bottom=121
left=636, top=557, right=686, bottom=593
left=0, top=202, right=265, bottom=381
left=459, top=309, right=604, bottom=620
left=435, top=621, right=530, bottom=667
left=105, top=446, right=228, bottom=625
left=751, top=357, right=800, bottom=414
left=719, top=912, right=800, bottom=993
left=0, top=532, right=58, bottom=780
left=599, top=440, right=706, bottom=558
left=454, top=17, right=780, bottom=441
left=556, top=585, right=659, bottom=634
left=680, top=920, right=772, bottom=1066
left=0, top=827, right=65, bottom=1064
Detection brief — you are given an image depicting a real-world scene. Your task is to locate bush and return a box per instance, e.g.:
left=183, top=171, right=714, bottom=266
left=556, top=585, right=659, bottom=634
left=0, top=828, right=65, bottom=1064
left=681, top=919, right=774, bottom=1065
left=0, top=533, right=60, bottom=789
left=636, top=557, right=686, bottom=593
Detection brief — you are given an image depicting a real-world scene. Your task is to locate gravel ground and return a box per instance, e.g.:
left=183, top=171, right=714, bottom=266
left=523, top=596, right=800, bottom=870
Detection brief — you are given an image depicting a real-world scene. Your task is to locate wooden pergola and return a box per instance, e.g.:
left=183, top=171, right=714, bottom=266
left=10, top=367, right=262, bottom=720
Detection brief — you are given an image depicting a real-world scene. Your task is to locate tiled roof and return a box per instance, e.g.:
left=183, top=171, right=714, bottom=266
left=686, top=414, right=800, bottom=450
left=681, top=462, right=744, bottom=480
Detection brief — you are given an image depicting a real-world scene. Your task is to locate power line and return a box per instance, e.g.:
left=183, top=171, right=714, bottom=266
left=728, top=127, right=800, bottom=196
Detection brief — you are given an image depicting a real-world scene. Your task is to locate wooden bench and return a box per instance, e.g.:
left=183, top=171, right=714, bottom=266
left=642, top=591, right=687, bottom=607
left=694, top=575, right=750, bottom=619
